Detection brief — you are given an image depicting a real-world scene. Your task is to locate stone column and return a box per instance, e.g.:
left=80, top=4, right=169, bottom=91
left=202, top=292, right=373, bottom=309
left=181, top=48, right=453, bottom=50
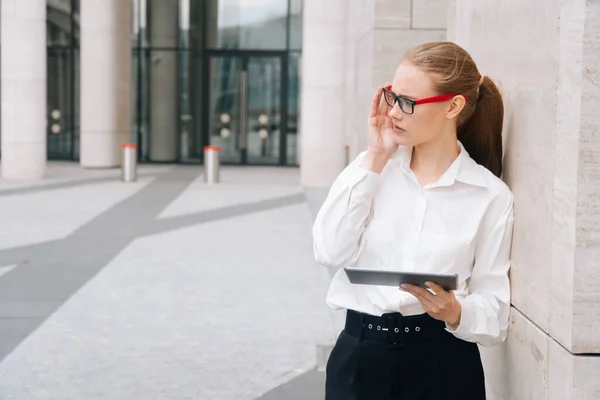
left=80, top=0, right=131, bottom=168
left=299, top=0, right=348, bottom=187
left=448, top=1, right=600, bottom=398
left=148, top=0, right=178, bottom=162
left=0, top=0, right=47, bottom=180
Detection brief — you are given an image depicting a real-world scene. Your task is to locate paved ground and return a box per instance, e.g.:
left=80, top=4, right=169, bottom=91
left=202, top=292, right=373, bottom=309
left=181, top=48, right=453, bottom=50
left=0, top=162, right=339, bottom=400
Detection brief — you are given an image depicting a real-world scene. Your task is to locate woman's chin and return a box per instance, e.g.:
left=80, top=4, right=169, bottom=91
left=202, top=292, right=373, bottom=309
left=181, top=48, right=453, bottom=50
left=392, top=133, right=412, bottom=147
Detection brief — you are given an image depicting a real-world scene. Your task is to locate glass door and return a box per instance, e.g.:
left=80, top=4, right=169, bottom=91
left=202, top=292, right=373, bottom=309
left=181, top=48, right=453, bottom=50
left=207, top=53, right=285, bottom=164
left=208, top=56, right=243, bottom=163
left=245, top=56, right=282, bottom=164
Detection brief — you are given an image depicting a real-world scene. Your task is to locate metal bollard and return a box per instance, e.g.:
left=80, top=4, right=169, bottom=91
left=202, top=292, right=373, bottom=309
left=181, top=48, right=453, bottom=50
left=345, top=145, right=350, bottom=166
left=203, top=145, right=220, bottom=184
left=121, top=144, right=138, bottom=182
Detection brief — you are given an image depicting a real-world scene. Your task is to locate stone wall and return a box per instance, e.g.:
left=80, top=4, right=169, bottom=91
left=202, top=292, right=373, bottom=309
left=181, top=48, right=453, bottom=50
left=448, top=0, right=600, bottom=398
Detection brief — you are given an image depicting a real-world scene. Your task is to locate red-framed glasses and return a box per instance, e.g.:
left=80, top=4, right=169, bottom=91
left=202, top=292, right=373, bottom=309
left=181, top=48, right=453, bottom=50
left=383, top=85, right=468, bottom=115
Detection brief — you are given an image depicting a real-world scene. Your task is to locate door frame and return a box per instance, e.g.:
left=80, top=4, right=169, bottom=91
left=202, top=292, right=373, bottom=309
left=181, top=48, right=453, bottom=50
left=202, top=50, right=289, bottom=165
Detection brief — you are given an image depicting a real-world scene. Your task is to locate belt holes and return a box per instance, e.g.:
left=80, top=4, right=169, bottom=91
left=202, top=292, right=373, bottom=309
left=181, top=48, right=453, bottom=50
left=394, top=328, right=399, bottom=333
left=377, top=325, right=381, bottom=331
left=415, top=326, right=421, bottom=332
left=368, top=324, right=373, bottom=330
left=404, top=327, right=410, bottom=333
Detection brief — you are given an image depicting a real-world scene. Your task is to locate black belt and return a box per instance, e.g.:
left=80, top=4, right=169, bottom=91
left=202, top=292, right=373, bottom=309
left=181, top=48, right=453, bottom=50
left=344, top=309, right=453, bottom=346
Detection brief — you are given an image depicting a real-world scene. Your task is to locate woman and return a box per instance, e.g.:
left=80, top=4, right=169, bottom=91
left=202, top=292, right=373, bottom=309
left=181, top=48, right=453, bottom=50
left=313, top=42, right=514, bottom=399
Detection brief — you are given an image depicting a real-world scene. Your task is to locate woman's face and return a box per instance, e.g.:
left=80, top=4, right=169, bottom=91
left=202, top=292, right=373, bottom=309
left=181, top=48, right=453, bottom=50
left=386, top=60, right=454, bottom=147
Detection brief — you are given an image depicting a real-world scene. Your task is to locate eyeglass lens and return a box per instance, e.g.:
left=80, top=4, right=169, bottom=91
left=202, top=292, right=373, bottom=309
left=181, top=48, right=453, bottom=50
left=383, top=89, right=413, bottom=114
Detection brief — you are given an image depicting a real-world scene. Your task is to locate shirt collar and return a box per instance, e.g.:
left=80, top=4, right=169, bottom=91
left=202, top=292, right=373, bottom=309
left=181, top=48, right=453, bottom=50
left=455, top=143, right=488, bottom=188
left=390, top=141, right=488, bottom=188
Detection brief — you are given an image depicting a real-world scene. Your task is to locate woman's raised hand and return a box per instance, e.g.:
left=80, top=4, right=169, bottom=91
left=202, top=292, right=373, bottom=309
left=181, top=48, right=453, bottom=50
left=362, top=84, right=398, bottom=173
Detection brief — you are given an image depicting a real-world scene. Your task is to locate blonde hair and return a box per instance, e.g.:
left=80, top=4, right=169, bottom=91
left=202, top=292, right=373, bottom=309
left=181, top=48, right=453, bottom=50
left=405, top=42, right=504, bottom=177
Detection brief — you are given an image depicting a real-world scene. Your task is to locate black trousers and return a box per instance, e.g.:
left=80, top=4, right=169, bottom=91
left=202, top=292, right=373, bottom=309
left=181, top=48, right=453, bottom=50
left=325, top=310, right=486, bottom=400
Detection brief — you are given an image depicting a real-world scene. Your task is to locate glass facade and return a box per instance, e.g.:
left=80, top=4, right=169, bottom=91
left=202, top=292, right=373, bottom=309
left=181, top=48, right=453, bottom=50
left=132, top=0, right=302, bottom=165
left=208, top=0, right=289, bottom=50
left=38, top=0, right=301, bottom=165
left=46, top=0, right=80, bottom=160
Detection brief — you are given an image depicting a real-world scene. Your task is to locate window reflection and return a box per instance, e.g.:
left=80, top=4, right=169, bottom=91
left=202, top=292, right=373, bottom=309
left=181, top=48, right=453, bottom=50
left=206, top=0, right=288, bottom=50
left=130, top=0, right=302, bottom=164
left=46, top=0, right=80, bottom=160
left=42, top=0, right=301, bottom=163
left=287, top=53, right=300, bottom=165
left=47, top=0, right=80, bottom=47
left=289, top=0, right=302, bottom=50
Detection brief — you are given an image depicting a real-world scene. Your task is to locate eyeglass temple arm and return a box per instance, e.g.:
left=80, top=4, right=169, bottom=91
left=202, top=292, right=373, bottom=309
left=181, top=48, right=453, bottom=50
left=384, top=86, right=469, bottom=104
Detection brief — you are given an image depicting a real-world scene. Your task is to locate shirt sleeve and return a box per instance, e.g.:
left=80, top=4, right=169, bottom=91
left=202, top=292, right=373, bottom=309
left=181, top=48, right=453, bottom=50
left=312, top=152, right=381, bottom=267
left=446, top=190, right=514, bottom=347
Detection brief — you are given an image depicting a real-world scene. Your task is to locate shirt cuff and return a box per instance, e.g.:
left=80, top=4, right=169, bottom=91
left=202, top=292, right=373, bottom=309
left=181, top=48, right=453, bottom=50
left=445, top=298, right=473, bottom=341
left=339, top=162, right=380, bottom=195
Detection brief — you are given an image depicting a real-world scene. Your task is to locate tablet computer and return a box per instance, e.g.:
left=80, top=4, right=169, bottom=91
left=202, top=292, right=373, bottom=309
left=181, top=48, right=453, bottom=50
left=344, top=267, right=458, bottom=291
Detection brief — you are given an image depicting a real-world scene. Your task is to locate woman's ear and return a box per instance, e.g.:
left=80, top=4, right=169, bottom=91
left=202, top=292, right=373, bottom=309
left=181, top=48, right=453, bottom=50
left=446, top=95, right=466, bottom=120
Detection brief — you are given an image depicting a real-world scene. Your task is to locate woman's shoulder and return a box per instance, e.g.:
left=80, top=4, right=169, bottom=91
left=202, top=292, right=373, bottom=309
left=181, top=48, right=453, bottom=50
left=472, top=162, right=514, bottom=216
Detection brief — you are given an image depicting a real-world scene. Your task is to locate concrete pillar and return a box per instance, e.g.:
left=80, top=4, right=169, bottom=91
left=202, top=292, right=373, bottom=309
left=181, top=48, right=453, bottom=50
left=80, top=0, right=131, bottom=168
left=448, top=1, right=600, bottom=398
left=300, top=0, right=348, bottom=187
left=0, top=0, right=47, bottom=180
left=148, top=0, right=178, bottom=162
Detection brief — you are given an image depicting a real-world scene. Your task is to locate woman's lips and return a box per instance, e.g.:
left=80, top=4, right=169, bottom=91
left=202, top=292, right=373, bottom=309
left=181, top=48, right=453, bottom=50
left=393, top=124, right=405, bottom=133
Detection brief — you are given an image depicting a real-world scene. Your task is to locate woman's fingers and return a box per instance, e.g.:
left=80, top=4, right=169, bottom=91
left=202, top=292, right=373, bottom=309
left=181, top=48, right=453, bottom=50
left=401, top=282, right=461, bottom=324
left=401, top=284, right=437, bottom=311
left=424, top=282, right=449, bottom=296
left=378, top=83, right=391, bottom=116
left=369, top=86, right=383, bottom=120
left=401, top=283, right=432, bottom=299
left=412, top=291, right=438, bottom=312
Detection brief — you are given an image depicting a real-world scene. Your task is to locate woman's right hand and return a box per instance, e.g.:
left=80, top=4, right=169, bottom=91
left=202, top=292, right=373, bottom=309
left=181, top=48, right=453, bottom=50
left=362, top=85, right=398, bottom=173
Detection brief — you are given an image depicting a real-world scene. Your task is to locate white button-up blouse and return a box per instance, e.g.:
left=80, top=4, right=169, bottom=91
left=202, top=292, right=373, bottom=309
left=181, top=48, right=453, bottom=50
left=313, top=142, right=514, bottom=347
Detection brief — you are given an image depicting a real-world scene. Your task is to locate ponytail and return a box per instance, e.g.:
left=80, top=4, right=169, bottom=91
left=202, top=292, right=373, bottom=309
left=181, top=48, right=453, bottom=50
left=457, top=76, right=504, bottom=177
left=406, top=42, right=505, bottom=177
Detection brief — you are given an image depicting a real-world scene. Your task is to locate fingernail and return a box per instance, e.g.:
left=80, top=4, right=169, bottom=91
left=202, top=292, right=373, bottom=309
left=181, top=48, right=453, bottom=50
left=425, top=282, right=432, bottom=287
left=400, top=284, right=407, bottom=289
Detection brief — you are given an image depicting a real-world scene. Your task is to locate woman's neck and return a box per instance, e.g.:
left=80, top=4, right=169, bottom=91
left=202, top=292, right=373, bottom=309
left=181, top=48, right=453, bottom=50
left=410, top=135, right=460, bottom=186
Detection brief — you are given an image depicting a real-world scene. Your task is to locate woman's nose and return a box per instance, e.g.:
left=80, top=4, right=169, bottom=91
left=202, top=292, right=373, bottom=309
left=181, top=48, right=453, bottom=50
left=388, top=103, right=403, bottom=120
